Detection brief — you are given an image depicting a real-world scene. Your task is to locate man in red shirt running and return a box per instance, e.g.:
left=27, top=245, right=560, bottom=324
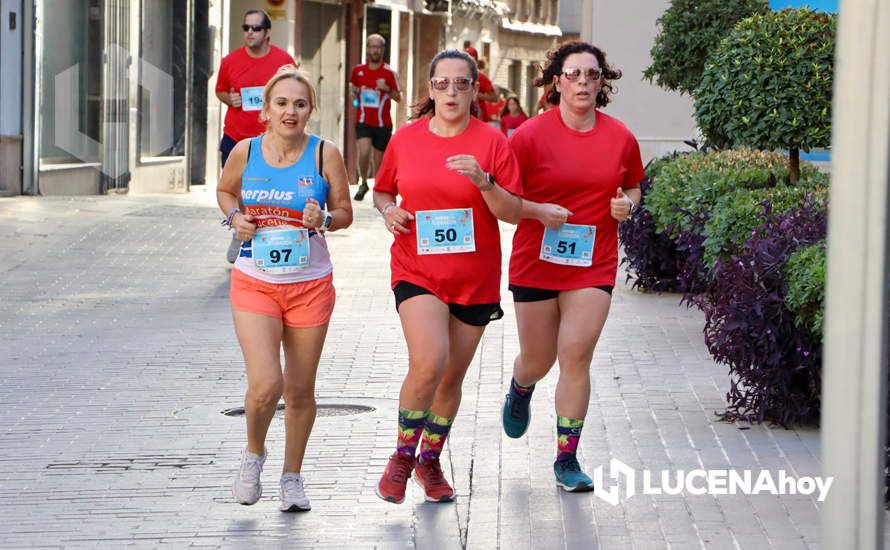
left=215, top=9, right=296, bottom=262
left=350, top=34, right=402, bottom=201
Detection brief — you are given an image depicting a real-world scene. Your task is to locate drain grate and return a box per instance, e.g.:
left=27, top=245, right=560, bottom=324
left=222, top=403, right=375, bottom=418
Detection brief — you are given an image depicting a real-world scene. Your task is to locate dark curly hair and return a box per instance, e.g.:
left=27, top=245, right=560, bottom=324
left=410, top=50, right=480, bottom=120
left=535, top=41, right=621, bottom=108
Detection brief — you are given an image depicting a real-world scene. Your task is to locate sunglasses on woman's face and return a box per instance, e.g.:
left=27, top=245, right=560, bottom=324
left=430, top=76, right=474, bottom=92
left=242, top=24, right=266, bottom=32
left=561, top=67, right=602, bottom=82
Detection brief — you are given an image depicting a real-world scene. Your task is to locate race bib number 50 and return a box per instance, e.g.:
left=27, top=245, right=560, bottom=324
left=540, top=223, right=596, bottom=266
left=415, top=208, right=475, bottom=255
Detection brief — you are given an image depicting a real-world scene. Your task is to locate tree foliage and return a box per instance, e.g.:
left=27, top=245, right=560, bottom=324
left=694, top=8, right=836, bottom=180
left=644, top=0, right=768, bottom=96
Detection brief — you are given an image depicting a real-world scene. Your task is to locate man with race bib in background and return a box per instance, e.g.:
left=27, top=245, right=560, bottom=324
left=215, top=9, right=297, bottom=263
left=350, top=33, right=402, bottom=201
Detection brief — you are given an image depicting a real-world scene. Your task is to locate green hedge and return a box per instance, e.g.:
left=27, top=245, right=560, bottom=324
left=646, top=149, right=820, bottom=238
left=785, top=242, right=827, bottom=337
left=702, top=177, right=828, bottom=267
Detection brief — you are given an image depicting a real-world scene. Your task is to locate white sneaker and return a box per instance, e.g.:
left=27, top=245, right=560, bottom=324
left=226, top=235, right=241, bottom=264
left=279, top=473, right=311, bottom=512
left=232, top=447, right=266, bottom=505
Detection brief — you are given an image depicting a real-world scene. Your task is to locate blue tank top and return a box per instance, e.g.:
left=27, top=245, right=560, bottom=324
left=234, top=134, right=334, bottom=283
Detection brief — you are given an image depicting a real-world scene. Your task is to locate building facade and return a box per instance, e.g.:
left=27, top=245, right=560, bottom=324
left=0, top=0, right=558, bottom=196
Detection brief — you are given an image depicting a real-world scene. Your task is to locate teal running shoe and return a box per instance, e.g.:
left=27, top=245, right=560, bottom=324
left=502, top=381, right=534, bottom=438
left=554, top=455, right=594, bottom=492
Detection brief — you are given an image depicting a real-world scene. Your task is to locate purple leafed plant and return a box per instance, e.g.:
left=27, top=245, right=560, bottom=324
left=619, top=177, right=681, bottom=292
left=702, top=201, right=827, bottom=426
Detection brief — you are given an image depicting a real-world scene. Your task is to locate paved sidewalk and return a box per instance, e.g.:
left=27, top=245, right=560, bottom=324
left=0, top=191, right=884, bottom=549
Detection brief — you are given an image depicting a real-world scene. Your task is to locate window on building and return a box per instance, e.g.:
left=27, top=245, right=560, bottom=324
left=39, top=0, right=101, bottom=164
left=139, top=0, right=187, bottom=158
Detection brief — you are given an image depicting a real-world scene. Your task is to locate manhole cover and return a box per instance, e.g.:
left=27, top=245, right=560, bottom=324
left=222, top=403, right=375, bottom=418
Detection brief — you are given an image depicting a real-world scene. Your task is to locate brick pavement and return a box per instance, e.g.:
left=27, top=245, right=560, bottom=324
left=0, top=191, right=885, bottom=549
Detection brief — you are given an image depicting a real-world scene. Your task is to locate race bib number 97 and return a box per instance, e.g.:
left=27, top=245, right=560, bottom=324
left=540, top=223, right=596, bottom=267
left=253, top=227, right=310, bottom=273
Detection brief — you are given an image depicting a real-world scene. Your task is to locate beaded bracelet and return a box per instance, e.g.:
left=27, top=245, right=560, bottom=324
left=221, top=207, right=240, bottom=228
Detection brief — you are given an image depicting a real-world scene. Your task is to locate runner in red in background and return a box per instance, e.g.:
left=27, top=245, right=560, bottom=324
left=464, top=47, right=499, bottom=123
left=215, top=9, right=297, bottom=263
left=499, top=95, right=528, bottom=137
left=350, top=33, right=402, bottom=201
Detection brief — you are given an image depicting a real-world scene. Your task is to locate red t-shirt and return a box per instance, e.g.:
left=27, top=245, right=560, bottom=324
left=216, top=45, right=297, bottom=141
left=500, top=112, right=528, bottom=136
left=374, top=117, right=523, bottom=305
left=509, top=108, right=645, bottom=289
left=487, top=98, right=505, bottom=121
left=475, top=73, right=495, bottom=123
left=350, top=63, right=400, bottom=128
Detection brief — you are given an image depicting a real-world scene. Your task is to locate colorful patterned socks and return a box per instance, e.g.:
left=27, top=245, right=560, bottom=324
left=511, top=378, right=535, bottom=397
left=396, top=408, right=428, bottom=457
left=417, top=414, right=454, bottom=464
left=556, top=416, right=584, bottom=461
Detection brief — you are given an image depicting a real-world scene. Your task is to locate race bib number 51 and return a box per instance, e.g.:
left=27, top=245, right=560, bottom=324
left=540, top=223, right=596, bottom=266
left=415, top=208, right=475, bottom=255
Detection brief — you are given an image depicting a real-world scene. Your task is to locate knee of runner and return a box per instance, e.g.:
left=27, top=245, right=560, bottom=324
left=555, top=346, right=595, bottom=373
left=519, top=350, right=558, bottom=375
left=406, top=362, right=448, bottom=393
left=436, top=370, right=468, bottom=395
left=246, top=379, right=284, bottom=407
left=281, top=386, right=316, bottom=408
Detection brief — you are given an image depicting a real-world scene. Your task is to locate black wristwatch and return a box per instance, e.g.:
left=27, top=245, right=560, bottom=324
left=322, top=210, right=333, bottom=230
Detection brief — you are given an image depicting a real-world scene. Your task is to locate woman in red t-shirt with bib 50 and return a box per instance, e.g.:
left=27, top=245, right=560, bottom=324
left=503, top=41, right=645, bottom=492
left=371, top=50, right=523, bottom=505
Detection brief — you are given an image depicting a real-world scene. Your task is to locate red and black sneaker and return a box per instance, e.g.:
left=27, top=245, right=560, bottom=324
left=376, top=452, right=415, bottom=504
left=414, top=458, right=455, bottom=502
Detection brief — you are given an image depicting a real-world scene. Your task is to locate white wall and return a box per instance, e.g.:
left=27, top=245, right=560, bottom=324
left=592, top=0, right=698, bottom=163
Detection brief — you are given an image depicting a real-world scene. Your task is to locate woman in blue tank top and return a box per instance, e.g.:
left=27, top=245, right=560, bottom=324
left=217, top=65, right=353, bottom=512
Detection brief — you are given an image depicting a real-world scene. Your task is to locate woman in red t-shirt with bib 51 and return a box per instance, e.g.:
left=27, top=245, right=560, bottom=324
left=503, top=41, right=645, bottom=492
